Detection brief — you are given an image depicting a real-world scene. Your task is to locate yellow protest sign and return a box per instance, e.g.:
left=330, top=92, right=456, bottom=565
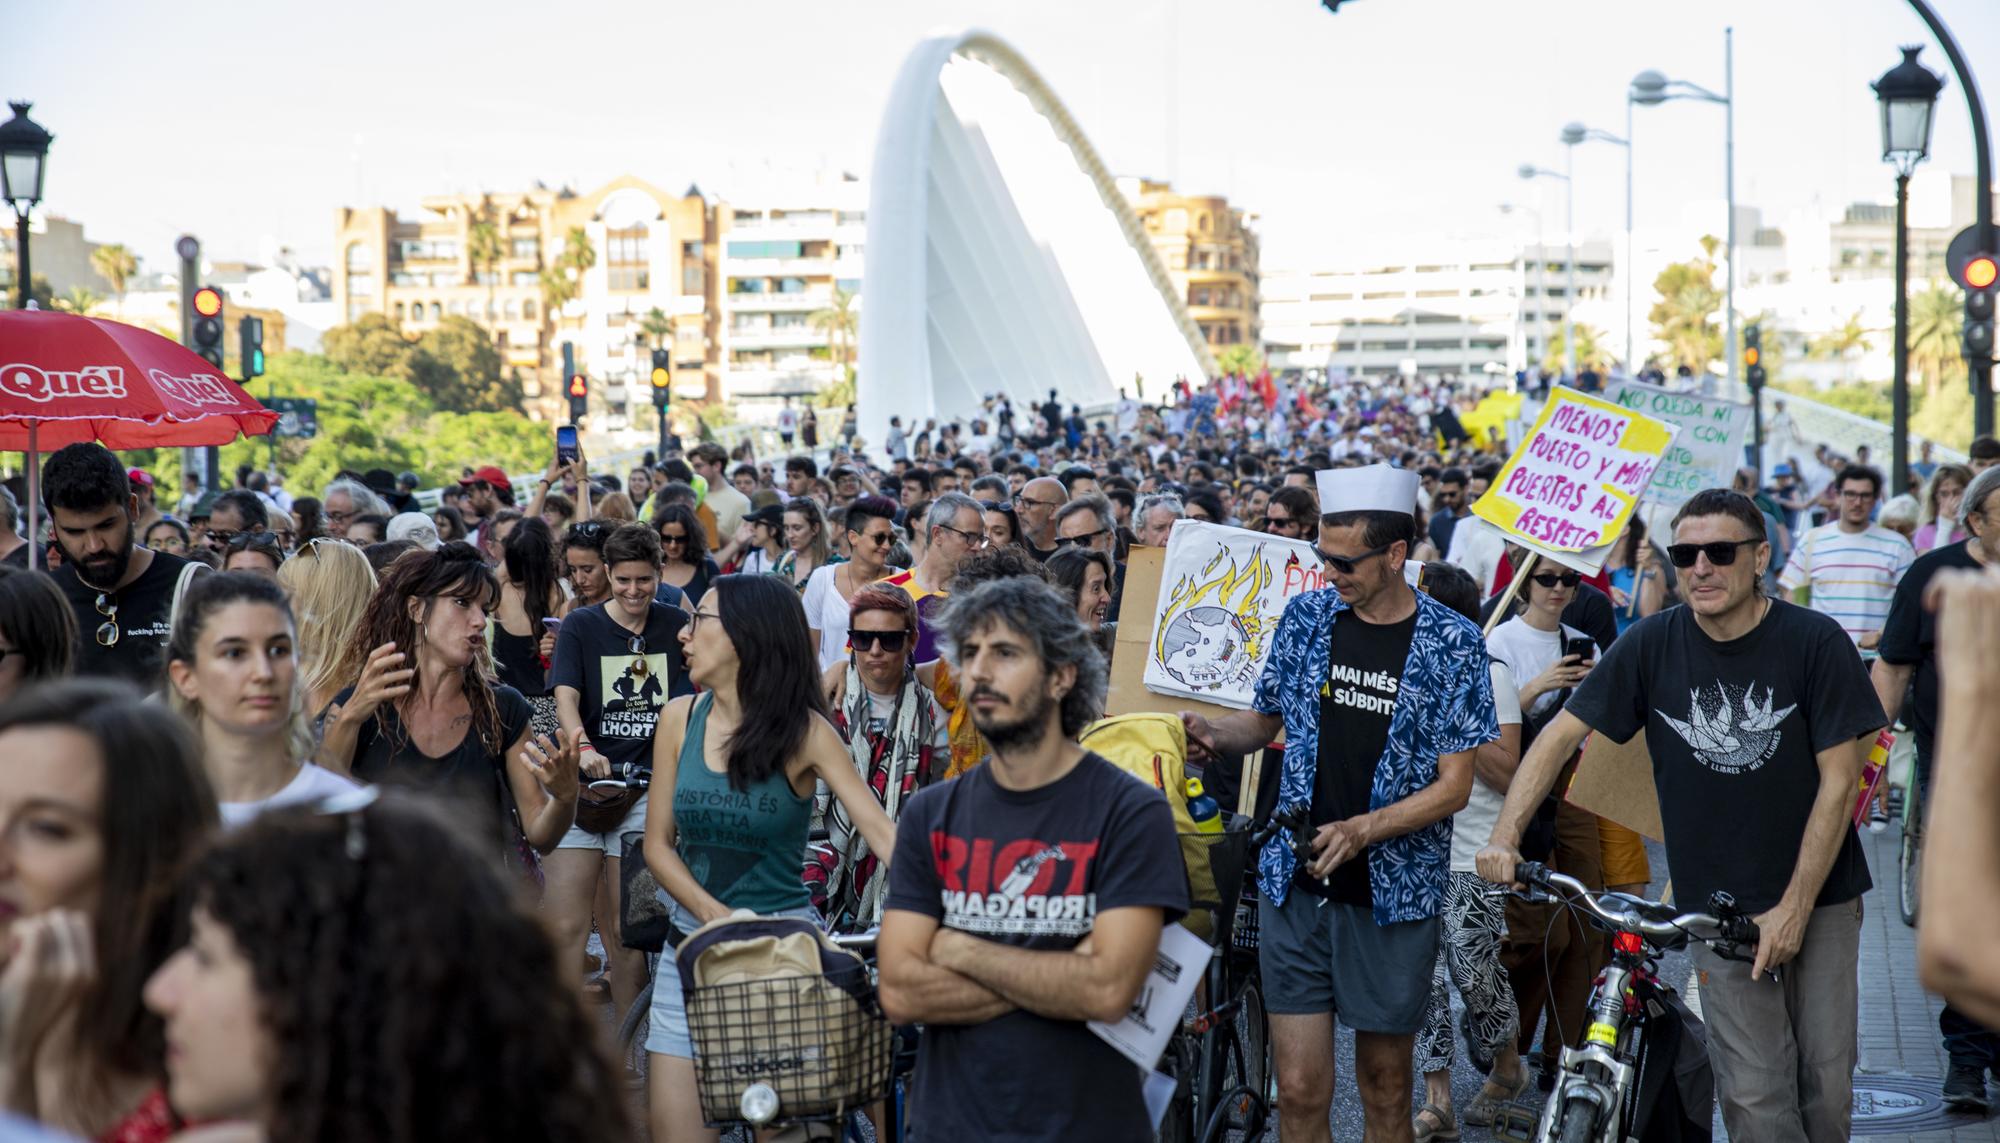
left=1470, top=385, right=1677, bottom=562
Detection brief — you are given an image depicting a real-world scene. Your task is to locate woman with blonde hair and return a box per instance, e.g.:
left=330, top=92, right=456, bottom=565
left=775, top=496, right=835, bottom=592
left=592, top=490, right=637, bottom=525
left=276, top=536, right=378, bottom=718
left=1914, top=462, right=1973, bottom=552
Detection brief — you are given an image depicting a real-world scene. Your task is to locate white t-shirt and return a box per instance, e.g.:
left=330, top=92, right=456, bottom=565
left=802, top=563, right=892, bottom=671
left=1445, top=517, right=1509, bottom=597
left=217, top=764, right=363, bottom=829
left=1486, top=615, right=1592, bottom=722
left=1451, top=660, right=1523, bottom=872
left=739, top=547, right=777, bottom=576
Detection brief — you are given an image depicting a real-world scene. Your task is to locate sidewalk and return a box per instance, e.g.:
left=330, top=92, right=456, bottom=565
left=1845, top=823, right=1999, bottom=1143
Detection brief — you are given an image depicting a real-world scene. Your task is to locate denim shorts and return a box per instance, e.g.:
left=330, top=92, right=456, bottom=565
left=1259, top=891, right=1440, bottom=1034
left=644, top=900, right=823, bottom=1058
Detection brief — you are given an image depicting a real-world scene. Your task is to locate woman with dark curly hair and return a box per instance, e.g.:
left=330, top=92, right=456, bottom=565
left=143, top=790, right=633, bottom=1143
left=652, top=502, right=718, bottom=604
left=0, top=678, right=217, bottom=1141
left=0, top=565, right=75, bottom=703
left=644, top=573, right=897, bottom=1143
left=319, top=542, right=580, bottom=884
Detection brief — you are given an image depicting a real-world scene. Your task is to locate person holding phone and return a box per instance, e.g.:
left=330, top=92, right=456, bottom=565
left=493, top=518, right=567, bottom=739
left=1482, top=561, right=1607, bottom=1088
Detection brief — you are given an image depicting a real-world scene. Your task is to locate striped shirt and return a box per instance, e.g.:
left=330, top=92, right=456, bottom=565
left=1779, top=523, right=1914, bottom=657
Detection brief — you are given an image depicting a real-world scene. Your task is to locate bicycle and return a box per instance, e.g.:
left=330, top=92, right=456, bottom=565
left=1898, top=767, right=1922, bottom=928
left=1157, top=807, right=1309, bottom=1143
left=1492, top=862, right=1760, bottom=1143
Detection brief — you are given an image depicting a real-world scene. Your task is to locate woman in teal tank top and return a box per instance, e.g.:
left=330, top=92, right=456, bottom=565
left=640, top=574, right=897, bottom=1143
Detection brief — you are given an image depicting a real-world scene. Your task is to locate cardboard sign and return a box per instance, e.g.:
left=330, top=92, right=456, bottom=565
left=1471, top=385, right=1678, bottom=573
left=1563, top=730, right=1664, bottom=842
left=1604, top=380, right=1752, bottom=506
left=1140, top=521, right=1323, bottom=710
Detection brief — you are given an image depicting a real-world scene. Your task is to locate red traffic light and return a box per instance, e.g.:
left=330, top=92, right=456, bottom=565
left=191, top=287, right=224, bottom=318
left=567, top=375, right=588, bottom=398
left=1967, top=255, right=1998, bottom=291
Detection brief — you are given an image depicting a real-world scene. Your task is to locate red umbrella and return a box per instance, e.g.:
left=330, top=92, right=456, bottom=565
left=0, top=309, right=277, bottom=554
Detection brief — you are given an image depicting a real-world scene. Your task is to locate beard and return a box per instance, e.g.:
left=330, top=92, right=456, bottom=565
left=63, top=527, right=134, bottom=590
left=970, top=684, right=1057, bottom=752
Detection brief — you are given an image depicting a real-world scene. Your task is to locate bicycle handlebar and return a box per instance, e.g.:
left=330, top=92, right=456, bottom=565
left=1512, top=861, right=1760, bottom=960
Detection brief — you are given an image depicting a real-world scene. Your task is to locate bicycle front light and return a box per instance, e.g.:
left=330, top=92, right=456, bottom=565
left=741, top=1082, right=780, bottom=1126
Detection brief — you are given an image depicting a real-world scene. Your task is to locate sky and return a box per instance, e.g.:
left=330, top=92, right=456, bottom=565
left=8, top=0, right=1997, bottom=277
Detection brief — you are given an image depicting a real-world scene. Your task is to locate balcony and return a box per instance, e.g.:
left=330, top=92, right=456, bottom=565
left=727, top=326, right=826, bottom=351
left=725, top=290, right=833, bottom=312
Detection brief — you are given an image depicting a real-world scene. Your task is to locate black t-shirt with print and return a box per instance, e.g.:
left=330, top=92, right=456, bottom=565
left=1304, top=607, right=1417, bottom=906
left=335, top=682, right=533, bottom=842
left=1564, top=600, right=1882, bottom=915
left=52, top=550, right=197, bottom=686
left=884, top=753, right=1189, bottom=1143
left=549, top=600, right=690, bottom=779
left=1876, top=539, right=1981, bottom=757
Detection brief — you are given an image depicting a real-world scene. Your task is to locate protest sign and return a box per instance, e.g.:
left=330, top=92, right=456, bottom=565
left=1604, top=379, right=1752, bottom=506
left=1469, top=385, right=1678, bottom=573
left=1138, top=521, right=1323, bottom=710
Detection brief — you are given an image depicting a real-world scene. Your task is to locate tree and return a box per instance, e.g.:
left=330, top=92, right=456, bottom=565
left=4, top=274, right=54, bottom=310
left=467, top=212, right=504, bottom=328
left=538, top=267, right=577, bottom=316
left=1909, top=280, right=1965, bottom=398
left=90, top=244, right=137, bottom=315
left=810, top=287, right=858, bottom=389
left=409, top=315, right=519, bottom=414
left=1807, top=311, right=1873, bottom=383
left=1215, top=344, right=1264, bottom=377
left=1648, top=236, right=1723, bottom=376
left=1542, top=323, right=1611, bottom=375
left=323, top=312, right=416, bottom=377
left=640, top=306, right=673, bottom=348
left=55, top=286, right=103, bottom=314
left=561, top=227, right=596, bottom=275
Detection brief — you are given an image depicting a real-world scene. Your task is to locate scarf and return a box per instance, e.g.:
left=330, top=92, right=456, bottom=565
left=807, top=664, right=939, bottom=925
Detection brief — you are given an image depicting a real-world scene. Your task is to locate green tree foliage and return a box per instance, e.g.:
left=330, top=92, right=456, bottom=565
left=1807, top=312, right=1873, bottom=383
left=90, top=244, right=137, bottom=313
left=1909, top=280, right=1965, bottom=398
left=322, top=312, right=416, bottom=377
left=1215, top=345, right=1264, bottom=377
left=55, top=286, right=104, bottom=314
left=1648, top=236, right=1723, bottom=375
left=410, top=316, right=519, bottom=413
left=1541, top=323, right=1612, bottom=374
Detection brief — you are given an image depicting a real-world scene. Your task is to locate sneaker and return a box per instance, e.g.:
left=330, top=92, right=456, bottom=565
left=1869, top=806, right=1890, bottom=833
left=1943, top=1064, right=1991, bottom=1112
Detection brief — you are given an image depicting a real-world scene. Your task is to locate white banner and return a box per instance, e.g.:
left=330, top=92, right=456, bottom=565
left=1604, top=379, right=1752, bottom=506
left=1142, top=521, right=1323, bottom=710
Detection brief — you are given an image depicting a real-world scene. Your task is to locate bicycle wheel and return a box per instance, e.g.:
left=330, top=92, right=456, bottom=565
left=1156, top=1033, right=1197, bottom=1143
left=618, top=976, right=655, bottom=1077
left=1229, top=979, right=1271, bottom=1141
left=1899, top=781, right=1922, bottom=928
left=1557, top=1098, right=1600, bottom=1143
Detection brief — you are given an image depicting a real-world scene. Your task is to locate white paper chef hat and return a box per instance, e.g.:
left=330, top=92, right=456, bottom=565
left=1315, top=463, right=1421, bottom=516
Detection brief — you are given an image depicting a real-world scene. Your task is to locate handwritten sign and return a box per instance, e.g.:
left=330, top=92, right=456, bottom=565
left=1604, top=380, right=1752, bottom=506
left=1471, top=385, right=1677, bottom=564
left=1142, top=521, right=1323, bottom=709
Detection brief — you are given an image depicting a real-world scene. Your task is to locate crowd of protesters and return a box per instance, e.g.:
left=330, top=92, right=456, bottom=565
left=0, top=369, right=1997, bottom=1142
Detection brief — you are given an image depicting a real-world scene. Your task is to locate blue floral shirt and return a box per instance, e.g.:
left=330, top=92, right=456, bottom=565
left=1252, top=587, right=1499, bottom=923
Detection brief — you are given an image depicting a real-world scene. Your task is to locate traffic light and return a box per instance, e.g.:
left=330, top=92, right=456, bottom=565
left=650, top=348, right=671, bottom=410
left=567, top=372, right=589, bottom=422
left=1743, top=323, right=1766, bottom=390
left=190, top=287, right=225, bottom=369
left=1966, top=252, right=1997, bottom=365
left=237, top=316, right=265, bottom=382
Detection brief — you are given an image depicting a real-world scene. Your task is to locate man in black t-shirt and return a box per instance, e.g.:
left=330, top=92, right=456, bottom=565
left=881, top=578, right=1186, bottom=1142
left=1480, top=489, right=1884, bottom=1142
left=1874, top=465, right=2000, bottom=1110
left=41, top=443, right=199, bottom=686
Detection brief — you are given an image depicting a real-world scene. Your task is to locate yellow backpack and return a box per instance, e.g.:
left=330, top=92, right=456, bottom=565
left=1079, top=712, right=1219, bottom=940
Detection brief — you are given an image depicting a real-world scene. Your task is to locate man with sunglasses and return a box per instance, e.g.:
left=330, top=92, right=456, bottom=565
left=880, top=493, right=986, bottom=665
left=1874, top=463, right=2000, bottom=1110
left=1183, top=464, right=1497, bottom=1143
left=40, top=442, right=203, bottom=685
left=203, top=489, right=271, bottom=555
left=1054, top=494, right=1124, bottom=622
left=1479, top=488, right=1884, bottom=1141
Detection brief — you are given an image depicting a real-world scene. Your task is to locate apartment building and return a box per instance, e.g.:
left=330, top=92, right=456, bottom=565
left=713, top=174, right=867, bottom=409
left=1120, top=178, right=1260, bottom=351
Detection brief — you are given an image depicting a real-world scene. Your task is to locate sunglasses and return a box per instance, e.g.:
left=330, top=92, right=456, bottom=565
left=224, top=531, right=281, bottom=552
left=94, top=592, right=119, bottom=647
left=848, top=629, right=910, bottom=653
left=1055, top=528, right=1110, bottom=547
left=1529, top=571, right=1582, bottom=589
left=1666, top=538, right=1760, bottom=568
left=1262, top=515, right=1300, bottom=531
left=659, top=532, right=688, bottom=545
left=1313, top=541, right=1398, bottom=576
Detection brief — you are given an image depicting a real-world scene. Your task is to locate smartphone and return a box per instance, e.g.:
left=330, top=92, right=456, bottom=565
left=1564, top=636, right=1597, bottom=663
left=541, top=617, right=564, bottom=633
left=555, top=424, right=579, bottom=467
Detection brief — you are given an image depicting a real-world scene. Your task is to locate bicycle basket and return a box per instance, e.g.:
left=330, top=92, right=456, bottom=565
left=684, top=963, right=893, bottom=1124
left=619, top=831, right=675, bottom=953
left=1179, top=813, right=1256, bottom=948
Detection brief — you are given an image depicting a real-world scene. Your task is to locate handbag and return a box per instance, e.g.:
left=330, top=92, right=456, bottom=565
left=575, top=783, right=643, bottom=834
left=618, top=830, right=677, bottom=953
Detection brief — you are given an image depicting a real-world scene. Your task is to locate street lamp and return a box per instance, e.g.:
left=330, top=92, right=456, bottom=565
left=1562, top=119, right=1633, bottom=377
left=1874, top=45, right=1944, bottom=496
left=1520, top=162, right=1574, bottom=383
left=0, top=101, right=54, bottom=311
left=1632, top=27, right=1735, bottom=395
left=1500, top=202, right=1548, bottom=383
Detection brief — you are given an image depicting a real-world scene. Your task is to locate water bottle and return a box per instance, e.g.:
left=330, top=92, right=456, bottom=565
left=1185, top=777, right=1224, bottom=834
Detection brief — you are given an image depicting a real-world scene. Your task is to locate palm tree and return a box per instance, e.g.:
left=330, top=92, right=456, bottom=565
left=1908, top=281, right=1964, bottom=398
left=90, top=244, right=137, bottom=315
left=1647, top=238, right=1723, bottom=376
left=640, top=306, right=673, bottom=349
left=809, top=287, right=858, bottom=387
left=467, top=211, right=503, bottom=328
left=1807, top=311, right=1872, bottom=383
left=538, top=267, right=577, bottom=316
left=561, top=227, right=596, bottom=276
left=56, top=285, right=103, bottom=314
left=1542, top=323, right=1612, bottom=374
